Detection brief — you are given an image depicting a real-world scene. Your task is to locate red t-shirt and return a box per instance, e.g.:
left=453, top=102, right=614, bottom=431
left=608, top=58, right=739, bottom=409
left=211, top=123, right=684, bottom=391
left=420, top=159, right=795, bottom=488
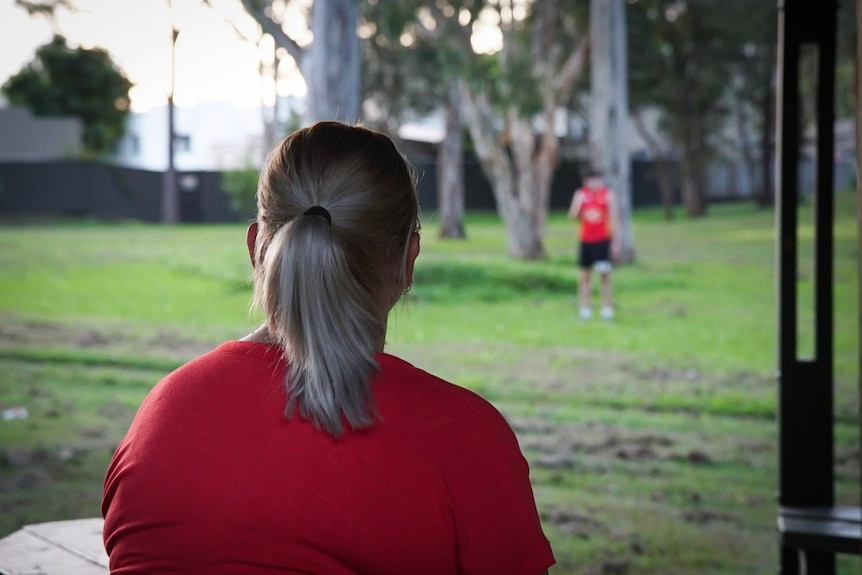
left=577, top=187, right=612, bottom=243
left=102, top=341, right=555, bottom=575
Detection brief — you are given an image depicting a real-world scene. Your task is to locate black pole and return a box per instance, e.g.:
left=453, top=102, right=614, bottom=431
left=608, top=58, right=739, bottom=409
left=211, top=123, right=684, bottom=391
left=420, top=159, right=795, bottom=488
left=775, top=0, right=838, bottom=573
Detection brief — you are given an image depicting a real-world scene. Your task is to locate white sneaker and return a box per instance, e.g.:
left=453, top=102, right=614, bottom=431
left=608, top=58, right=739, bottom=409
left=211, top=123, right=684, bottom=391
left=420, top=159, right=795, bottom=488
left=579, top=307, right=593, bottom=320
left=600, top=306, right=614, bottom=320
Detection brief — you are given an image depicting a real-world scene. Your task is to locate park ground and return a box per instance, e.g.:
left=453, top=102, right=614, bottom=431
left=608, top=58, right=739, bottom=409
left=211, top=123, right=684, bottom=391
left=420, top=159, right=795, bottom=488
left=0, top=193, right=859, bottom=574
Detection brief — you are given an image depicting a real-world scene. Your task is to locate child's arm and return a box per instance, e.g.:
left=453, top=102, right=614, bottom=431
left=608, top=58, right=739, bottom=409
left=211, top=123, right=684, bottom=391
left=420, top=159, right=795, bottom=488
left=568, top=190, right=584, bottom=221
left=608, top=190, right=623, bottom=259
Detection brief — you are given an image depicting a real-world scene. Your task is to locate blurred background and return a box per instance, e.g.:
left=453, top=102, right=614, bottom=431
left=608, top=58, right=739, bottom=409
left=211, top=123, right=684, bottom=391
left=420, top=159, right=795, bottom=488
left=0, top=1, right=858, bottom=574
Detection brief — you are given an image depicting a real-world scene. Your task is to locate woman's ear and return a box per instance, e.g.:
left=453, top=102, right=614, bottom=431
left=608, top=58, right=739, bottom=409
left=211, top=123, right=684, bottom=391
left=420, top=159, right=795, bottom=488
left=404, top=231, right=420, bottom=288
left=246, top=222, right=259, bottom=268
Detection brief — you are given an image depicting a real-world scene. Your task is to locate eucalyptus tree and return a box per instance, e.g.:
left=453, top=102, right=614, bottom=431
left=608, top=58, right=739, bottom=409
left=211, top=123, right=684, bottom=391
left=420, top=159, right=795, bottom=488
left=361, top=0, right=468, bottom=239
left=725, top=0, right=776, bottom=208
left=627, top=0, right=776, bottom=216
left=239, top=0, right=360, bottom=124
left=423, top=0, right=589, bottom=260
left=590, top=0, right=634, bottom=260
left=627, top=0, right=723, bottom=216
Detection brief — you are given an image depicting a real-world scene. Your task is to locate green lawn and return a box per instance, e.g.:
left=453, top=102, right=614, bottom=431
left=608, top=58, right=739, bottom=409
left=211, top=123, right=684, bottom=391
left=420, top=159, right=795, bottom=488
left=0, top=193, right=858, bottom=574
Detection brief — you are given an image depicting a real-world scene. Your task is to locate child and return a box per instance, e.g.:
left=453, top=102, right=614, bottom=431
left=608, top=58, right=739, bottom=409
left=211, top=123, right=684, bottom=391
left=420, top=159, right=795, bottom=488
left=568, top=169, right=619, bottom=320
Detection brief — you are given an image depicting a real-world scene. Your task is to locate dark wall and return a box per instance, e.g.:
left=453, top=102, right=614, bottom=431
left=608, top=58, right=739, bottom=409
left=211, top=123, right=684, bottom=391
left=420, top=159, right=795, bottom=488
left=411, top=155, right=680, bottom=212
left=0, top=161, right=239, bottom=223
left=0, top=158, right=681, bottom=223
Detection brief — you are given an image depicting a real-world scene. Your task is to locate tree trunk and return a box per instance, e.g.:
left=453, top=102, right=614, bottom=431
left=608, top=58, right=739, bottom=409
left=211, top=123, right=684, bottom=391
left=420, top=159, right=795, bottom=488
left=438, top=80, right=466, bottom=239
left=460, top=88, right=547, bottom=260
left=693, top=121, right=710, bottom=216
left=511, top=109, right=556, bottom=248
left=430, top=1, right=586, bottom=261
left=306, top=0, right=360, bottom=124
left=238, top=0, right=360, bottom=125
left=680, top=146, right=708, bottom=217
left=590, top=0, right=635, bottom=262
left=757, top=41, right=776, bottom=208
left=632, top=110, right=675, bottom=220
left=260, top=36, right=279, bottom=153
left=675, top=69, right=709, bottom=217
left=735, top=85, right=758, bottom=201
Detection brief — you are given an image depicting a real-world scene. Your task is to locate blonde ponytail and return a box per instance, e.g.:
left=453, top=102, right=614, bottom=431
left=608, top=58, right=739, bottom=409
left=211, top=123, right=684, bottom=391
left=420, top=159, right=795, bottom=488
left=251, top=122, right=419, bottom=436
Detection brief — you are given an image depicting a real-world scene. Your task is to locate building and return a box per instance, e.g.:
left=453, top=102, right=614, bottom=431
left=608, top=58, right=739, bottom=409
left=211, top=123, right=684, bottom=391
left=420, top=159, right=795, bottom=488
left=114, top=101, right=276, bottom=171
left=0, top=105, right=82, bottom=162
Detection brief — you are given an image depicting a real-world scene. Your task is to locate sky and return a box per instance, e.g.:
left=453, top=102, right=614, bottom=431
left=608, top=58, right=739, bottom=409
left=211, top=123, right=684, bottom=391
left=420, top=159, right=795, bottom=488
left=0, top=0, right=508, bottom=115
left=0, top=0, right=304, bottom=112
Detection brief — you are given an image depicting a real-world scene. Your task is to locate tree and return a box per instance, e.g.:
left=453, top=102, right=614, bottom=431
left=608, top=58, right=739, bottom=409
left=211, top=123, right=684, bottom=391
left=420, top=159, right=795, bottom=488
left=627, top=0, right=723, bottom=217
left=436, top=81, right=467, bottom=239
left=2, top=35, right=132, bottom=157
left=423, top=0, right=589, bottom=260
left=13, top=0, right=73, bottom=18
left=836, top=0, right=856, bottom=120
left=717, top=0, right=776, bottom=208
left=237, top=0, right=360, bottom=124
left=627, top=0, right=776, bottom=217
left=590, top=0, right=634, bottom=261
left=360, top=0, right=467, bottom=239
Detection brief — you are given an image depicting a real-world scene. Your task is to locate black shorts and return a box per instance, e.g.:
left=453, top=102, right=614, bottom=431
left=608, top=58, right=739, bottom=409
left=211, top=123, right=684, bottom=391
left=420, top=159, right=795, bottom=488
left=578, top=239, right=612, bottom=270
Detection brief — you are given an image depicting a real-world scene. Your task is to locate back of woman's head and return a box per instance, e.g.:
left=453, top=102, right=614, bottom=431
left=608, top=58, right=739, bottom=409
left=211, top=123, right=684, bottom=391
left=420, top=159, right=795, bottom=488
left=252, top=121, right=419, bottom=436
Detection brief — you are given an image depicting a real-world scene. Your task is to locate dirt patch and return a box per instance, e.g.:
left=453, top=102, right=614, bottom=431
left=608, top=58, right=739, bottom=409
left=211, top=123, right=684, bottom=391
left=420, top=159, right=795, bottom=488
left=0, top=315, right=219, bottom=360
left=97, top=400, right=135, bottom=422
left=390, top=341, right=635, bottom=395
left=541, top=506, right=608, bottom=539
left=836, top=448, right=860, bottom=480
left=5, top=468, right=54, bottom=491
left=516, top=419, right=685, bottom=470
left=623, top=363, right=774, bottom=390
left=682, top=508, right=740, bottom=525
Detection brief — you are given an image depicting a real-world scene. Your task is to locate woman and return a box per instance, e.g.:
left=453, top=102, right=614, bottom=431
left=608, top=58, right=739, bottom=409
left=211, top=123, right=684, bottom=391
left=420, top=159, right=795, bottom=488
left=102, top=122, right=555, bottom=574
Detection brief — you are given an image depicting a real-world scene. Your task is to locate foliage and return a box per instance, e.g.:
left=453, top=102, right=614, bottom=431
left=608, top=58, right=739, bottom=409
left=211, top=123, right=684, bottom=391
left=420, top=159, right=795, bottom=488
left=360, top=1, right=473, bottom=241
left=836, top=0, right=857, bottom=119
left=430, top=1, right=591, bottom=259
left=360, top=1, right=445, bottom=135
left=1, top=35, right=132, bottom=157
left=626, top=0, right=775, bottom=216
left=13, top=0, right=74, bottom=17
left=220, top=166, right=260, bottom=218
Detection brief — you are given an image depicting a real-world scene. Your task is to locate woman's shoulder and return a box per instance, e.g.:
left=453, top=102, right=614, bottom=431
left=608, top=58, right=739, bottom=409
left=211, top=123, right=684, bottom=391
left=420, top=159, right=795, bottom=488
left=146, top=341, right=282, bottom=403
left=378, top=354, right=490, bottom=401
left=167, top=341, right=281, bottom=376
left=376, top=353, right=515, bottom=436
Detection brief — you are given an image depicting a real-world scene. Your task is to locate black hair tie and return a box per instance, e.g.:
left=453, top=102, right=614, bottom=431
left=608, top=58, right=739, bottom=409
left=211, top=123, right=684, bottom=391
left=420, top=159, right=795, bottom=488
left=303, top=205, right=332, bottom=226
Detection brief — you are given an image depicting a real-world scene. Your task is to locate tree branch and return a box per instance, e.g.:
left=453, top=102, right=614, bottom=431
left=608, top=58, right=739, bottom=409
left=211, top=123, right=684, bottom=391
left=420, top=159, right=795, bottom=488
left=202, top=0, right=259, bottom=45
left=14, top=0, right=74, bottom=17
left=238, top=0, right=305, bottom=66
left=424, top=0, right=472, bottom=50
left=553, top=35, right=589, bottom=97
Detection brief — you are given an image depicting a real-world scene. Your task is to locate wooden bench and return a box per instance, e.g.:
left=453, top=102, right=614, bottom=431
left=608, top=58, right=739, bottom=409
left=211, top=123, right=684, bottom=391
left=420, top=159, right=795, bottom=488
left=778, top=506, right=862, bottom=557
left=0, top=518, right=107, bottom=575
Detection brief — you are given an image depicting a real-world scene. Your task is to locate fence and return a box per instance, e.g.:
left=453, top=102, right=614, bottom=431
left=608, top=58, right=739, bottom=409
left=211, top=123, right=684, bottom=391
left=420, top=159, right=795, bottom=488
left=0, top=161, right=235, bottom=223
left=1, top=157, right=851, bottom=223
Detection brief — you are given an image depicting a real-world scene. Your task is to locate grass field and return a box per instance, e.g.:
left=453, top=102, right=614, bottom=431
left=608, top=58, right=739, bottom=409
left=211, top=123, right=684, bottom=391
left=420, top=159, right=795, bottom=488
left=0, top=193, right=858, bottom=574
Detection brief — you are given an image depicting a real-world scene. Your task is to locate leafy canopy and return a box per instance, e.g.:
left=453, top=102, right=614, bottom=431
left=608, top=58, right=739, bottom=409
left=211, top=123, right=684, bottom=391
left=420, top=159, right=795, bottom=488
left=2, top=35, right=133, bottom=156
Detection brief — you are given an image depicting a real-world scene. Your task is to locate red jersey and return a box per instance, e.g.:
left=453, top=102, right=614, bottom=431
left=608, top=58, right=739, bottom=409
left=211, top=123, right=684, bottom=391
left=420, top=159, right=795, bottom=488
left=102, top=341, right=555, bottom=575
left=577, top=187, right=612, bottom=243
